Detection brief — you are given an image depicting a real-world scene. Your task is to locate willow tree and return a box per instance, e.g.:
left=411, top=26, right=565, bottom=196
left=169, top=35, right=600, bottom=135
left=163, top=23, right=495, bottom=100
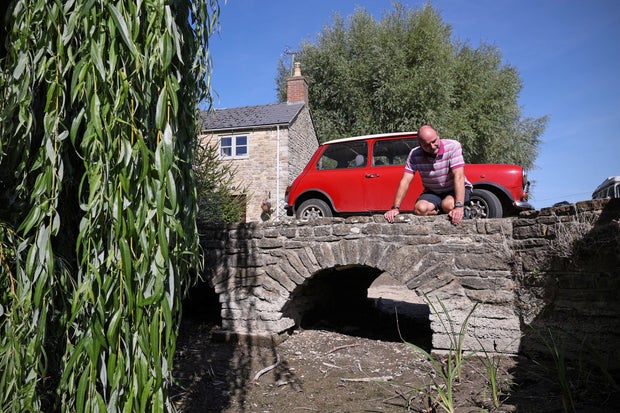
left=276, top=3, right=546, bottom=168
left=0, top=0, right=219, bottom=411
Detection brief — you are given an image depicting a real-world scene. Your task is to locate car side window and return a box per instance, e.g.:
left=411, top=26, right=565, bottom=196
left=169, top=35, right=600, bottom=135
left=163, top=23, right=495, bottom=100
left=372, top=138, right=419, bottom=166
left=316, top=141, right=368, bottom=170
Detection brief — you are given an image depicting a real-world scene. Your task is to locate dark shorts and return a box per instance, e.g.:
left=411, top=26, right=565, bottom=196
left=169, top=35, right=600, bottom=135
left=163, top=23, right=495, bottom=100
left=417, top=187, right=472, bottom=212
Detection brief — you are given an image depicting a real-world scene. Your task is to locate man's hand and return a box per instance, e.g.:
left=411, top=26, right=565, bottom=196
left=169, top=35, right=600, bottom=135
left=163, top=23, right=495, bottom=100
left=384, top=208, right=399, bottom=223
left=449, top=207, right=464, bottom=225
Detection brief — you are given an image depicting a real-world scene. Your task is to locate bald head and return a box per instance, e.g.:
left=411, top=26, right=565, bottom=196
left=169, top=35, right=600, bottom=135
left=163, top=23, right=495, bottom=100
left=418, top=125, right=440, bottom=155
left=418, top=125, right=438, bottom=139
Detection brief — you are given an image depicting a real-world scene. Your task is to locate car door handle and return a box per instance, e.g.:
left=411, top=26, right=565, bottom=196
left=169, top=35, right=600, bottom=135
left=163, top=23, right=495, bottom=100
left=365, top=173, right=380, bottom=178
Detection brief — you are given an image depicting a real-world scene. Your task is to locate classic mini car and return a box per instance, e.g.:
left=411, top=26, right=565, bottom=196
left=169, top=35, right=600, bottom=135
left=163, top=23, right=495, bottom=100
left=285, top=132, right=532, bottom=220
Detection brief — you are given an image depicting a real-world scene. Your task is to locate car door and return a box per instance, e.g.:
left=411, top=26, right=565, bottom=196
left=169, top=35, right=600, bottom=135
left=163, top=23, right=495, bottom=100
left=363, top=137, right=423, bottom=212
left=312, top=140, right=369, bottom=212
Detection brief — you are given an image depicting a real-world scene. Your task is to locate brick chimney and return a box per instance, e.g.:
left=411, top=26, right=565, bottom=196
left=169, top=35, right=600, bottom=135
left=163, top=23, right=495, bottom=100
left=286, top=62, right=308, bottom=104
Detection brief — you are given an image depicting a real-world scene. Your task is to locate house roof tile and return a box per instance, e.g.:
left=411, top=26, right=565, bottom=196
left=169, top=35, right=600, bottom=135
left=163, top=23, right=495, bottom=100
left=201, top=102, right=305, bottom=131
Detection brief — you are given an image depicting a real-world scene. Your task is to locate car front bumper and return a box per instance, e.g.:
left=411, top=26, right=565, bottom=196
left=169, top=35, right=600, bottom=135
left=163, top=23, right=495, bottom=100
left=514, top=201, right=534, bottom=210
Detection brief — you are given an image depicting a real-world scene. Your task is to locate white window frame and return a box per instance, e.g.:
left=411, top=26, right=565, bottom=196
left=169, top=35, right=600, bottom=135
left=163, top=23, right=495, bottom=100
left=219, top=134, right=249, bottom=159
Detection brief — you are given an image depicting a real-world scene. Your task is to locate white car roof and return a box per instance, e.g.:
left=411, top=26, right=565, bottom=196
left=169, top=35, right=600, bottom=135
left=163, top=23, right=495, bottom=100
left=321, top=131, right=418, bottom=146
left=593, top=175, right=620, bottom=191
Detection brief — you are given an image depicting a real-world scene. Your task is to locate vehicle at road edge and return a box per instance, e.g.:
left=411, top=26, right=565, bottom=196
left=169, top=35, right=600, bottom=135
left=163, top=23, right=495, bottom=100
left=592, top=176, right=620, bottom=200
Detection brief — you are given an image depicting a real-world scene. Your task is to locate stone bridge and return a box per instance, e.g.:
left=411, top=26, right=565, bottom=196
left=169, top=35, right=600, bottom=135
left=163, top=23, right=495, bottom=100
left=200, top=199, right=620, bottom=365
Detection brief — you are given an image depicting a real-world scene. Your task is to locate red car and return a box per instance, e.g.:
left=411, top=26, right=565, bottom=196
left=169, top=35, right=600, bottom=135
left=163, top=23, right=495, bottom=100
left=285, top=132, right=532, bottom=219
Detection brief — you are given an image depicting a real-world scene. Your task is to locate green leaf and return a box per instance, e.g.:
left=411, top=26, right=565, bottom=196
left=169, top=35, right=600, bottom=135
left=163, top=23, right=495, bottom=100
left=13, top=52, right=28, bottom=79
left=155, top=87, right=167, bottom=130
left=70, top=108, right=86, bottom=145
left=90, top=94, right=103, bottom=138
left=157, top=224, right=169, bottom=261
left=140, top=376, right=154, bottom=412
left=149, top=314, right=161, bottom=366
left=166, top=75, right=179, bottom=114
left=161, top=32, right=172, bottom=69
left=18, top=206, right=42, bottom=235
left=0, top=0, right=211, bottom=408
left=90, top=34, right=107, bottom=80
left=76, top=369, right=90, bottom=412
left=106, top=309, right=122, bottom=345
left=45, top=81, right=58, bottom=111
left=166, top=169, right=177, bottom=212
left=107, top=3, right=138, bottom=57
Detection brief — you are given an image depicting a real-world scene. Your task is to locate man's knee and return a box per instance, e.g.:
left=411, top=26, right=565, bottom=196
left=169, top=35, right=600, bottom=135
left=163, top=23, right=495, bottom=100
left=441, top=196, right=455, bottom=212
left=415, top=201, right=437, bottom=216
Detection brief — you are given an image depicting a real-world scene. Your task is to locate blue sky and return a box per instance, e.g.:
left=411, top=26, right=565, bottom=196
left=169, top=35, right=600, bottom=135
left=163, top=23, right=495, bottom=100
left=208, top=0, right=620, bottom=209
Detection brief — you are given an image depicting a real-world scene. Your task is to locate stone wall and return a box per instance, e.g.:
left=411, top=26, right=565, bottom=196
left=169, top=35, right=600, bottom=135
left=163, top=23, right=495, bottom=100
left=511, top=198, right=620, bottom=367
left=286, top=106, right=318, bottom=189
left=200, top=198, right=620, bottom=366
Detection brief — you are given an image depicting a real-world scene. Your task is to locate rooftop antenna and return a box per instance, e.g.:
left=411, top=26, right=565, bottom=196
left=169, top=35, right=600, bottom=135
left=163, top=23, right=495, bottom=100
left=283, top=46, right=299, bottom=76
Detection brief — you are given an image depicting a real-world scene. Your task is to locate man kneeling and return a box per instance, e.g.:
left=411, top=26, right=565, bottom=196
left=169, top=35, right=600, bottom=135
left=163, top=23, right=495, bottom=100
left=384, top=125, right=471, bottom=226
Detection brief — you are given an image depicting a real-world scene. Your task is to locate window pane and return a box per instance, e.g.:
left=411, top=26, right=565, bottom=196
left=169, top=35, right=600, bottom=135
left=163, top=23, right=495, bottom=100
left=220, top=136, right=232, bottom=158
left=373, top=138, right=418, bottom=166
left=317, top=141, right=367, bottom=170
left=235, top=136, right=248, bottom=156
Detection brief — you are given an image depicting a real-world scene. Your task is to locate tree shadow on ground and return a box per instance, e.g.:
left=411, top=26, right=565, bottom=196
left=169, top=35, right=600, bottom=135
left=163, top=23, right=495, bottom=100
left=171, top=222, right=265, bottom=412
left=171, top=261, right=433, bottom=412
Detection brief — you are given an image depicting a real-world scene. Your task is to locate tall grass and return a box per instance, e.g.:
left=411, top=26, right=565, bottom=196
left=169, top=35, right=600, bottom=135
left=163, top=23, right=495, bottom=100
left=401, top=297, right=479, bottom=413
left=477, top=338, right=503, bottom=410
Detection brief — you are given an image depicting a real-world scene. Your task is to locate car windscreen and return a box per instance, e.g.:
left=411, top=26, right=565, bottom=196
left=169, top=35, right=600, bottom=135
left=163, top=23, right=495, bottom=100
left=316, top=141, right=368, bottom=170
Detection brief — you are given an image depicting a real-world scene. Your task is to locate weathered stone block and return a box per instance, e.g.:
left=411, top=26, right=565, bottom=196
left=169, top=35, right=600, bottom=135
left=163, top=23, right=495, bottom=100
left=312, top=226, right=332, bottom=237
left=339, top=239, right=360, bottom=264
left=279, top=227, right=298, bottom=238
left=264, top=264, right=297, bottom=292
left=256, top=238, right=284, bottom=249
left=312, top=242, right=335, bottom=268
left=512, top=223, right=547, bottom=239
left=465, top=289, right=514, bottom=304
left=459, top=275, right=514, bottom=291
left=332, top=223, right=354, bottom=237
left=455, top=252, right=511, bottom=271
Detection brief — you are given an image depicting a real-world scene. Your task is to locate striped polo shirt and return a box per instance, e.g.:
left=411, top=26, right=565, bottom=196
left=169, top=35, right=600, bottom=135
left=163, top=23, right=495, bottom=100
left=405, top=139, right=472, bottom=193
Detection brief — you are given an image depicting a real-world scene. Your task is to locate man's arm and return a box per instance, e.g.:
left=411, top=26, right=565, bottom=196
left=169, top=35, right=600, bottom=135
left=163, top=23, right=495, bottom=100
left=453, top=167, right=465, bottom=205
left=384, top=172, right=414, bottom=223
left=449, top=167, right=466, bottom=225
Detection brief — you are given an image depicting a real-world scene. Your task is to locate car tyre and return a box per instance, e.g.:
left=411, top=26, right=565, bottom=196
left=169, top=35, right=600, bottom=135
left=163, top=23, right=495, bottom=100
left=469, top=188, right=502, bottom=218
left=297, top=199, right=333, bottom=220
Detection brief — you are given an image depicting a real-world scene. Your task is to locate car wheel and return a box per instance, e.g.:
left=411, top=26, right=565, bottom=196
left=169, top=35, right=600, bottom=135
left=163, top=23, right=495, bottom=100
left=297, top=199, right=333, bottom=219
left=469, top=189, right=503, bottom=218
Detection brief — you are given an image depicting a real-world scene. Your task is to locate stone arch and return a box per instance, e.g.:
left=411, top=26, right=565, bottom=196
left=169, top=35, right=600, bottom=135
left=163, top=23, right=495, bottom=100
left=260, top=237, right=395, bottom=333
left=280, top=264, right=382, bottom=327
left=266, top=237, right=432, bottom=337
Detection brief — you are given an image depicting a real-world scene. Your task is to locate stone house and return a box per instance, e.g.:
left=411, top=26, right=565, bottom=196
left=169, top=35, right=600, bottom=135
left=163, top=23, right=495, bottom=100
left=199, top=63, right=318, bottom=222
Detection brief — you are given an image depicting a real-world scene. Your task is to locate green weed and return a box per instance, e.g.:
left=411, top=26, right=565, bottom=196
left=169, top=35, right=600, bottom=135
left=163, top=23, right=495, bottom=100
left=398, top=297, right=479, bottom=413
